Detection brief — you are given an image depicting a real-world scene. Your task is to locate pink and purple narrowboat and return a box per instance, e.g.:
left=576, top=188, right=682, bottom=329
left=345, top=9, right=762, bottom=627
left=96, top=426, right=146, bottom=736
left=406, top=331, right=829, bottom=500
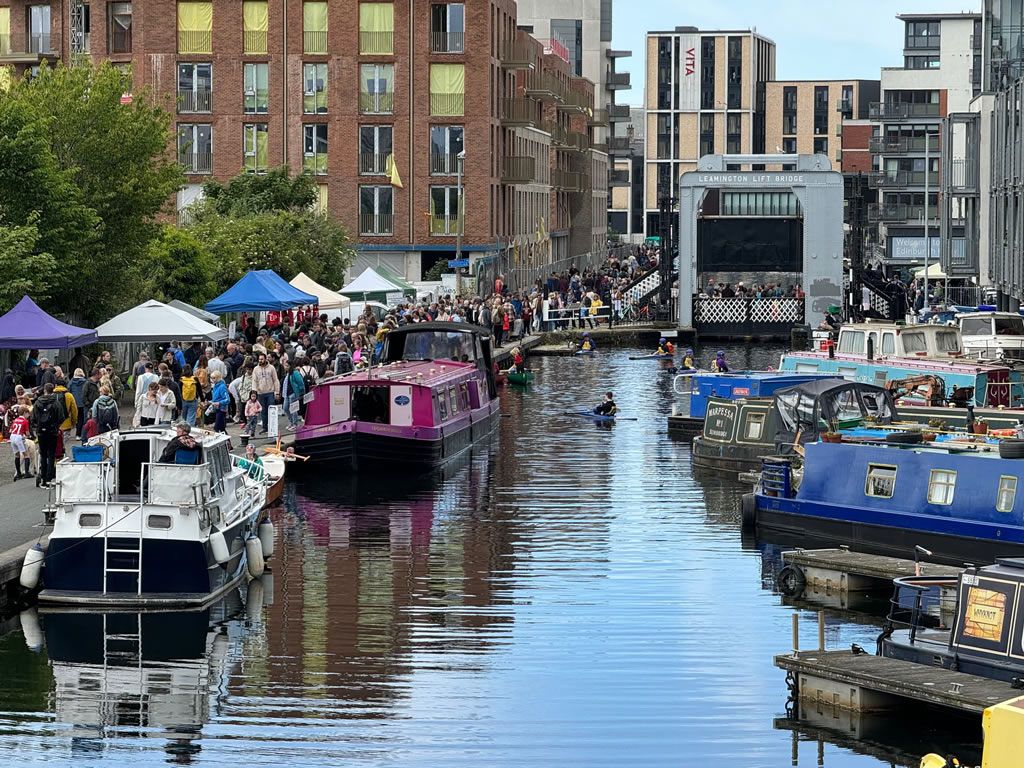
left=294, top=322, right=500, bottom=469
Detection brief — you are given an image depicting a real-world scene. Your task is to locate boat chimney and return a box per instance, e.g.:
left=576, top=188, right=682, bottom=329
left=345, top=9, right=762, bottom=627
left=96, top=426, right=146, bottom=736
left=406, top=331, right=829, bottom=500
left=867, top=336, right=874, bottom=361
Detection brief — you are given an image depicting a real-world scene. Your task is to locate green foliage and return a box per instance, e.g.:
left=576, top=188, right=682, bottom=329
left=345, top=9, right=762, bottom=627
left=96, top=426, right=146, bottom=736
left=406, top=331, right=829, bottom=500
left=199, top=167, right=317, bottom=217
left=424, top=258, right=453, bottom=282
left=0, top=217, right=58, bottom=308
left=141, top=226, right=218, bottom=308
left=0, top=62, right=184, bottom=321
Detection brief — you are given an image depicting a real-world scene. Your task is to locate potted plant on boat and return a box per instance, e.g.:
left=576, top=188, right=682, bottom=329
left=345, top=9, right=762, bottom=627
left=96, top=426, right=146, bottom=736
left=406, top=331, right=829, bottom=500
left=973, top=418, right=989, bottom=435
left=821, top=432, right=842, bottom=443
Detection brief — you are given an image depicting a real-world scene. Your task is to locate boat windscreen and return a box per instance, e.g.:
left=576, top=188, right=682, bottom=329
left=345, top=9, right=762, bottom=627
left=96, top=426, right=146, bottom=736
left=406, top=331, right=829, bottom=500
left=995, top=316, right=1024, bottom=336
left=392, top=331, right=478, bottom=363
left=936, top=331, right=961, bottom=353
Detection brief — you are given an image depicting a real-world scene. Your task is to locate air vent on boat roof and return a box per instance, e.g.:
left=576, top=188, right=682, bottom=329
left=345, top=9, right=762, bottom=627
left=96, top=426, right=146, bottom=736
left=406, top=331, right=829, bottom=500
left=995, top=557, right=1024, bottom=570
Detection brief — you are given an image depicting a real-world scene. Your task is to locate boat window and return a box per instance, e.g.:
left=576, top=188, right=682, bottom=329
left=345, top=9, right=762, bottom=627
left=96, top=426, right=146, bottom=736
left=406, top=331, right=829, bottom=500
left=860, top=391, right=893, bottom=420
left=437, top=391, right=448, bottom=421
left=742, top=412, right=765, bottom=441
left=927, top=469, right=957, bottom=505
left=79, top=513, right=102, bottom=528
left=865, top=464, right=897, bottom=498
left=837, top=330, right=864, bottom=355
left=391, top=330, right=477, bottom=363
left=995, top=316, right=1024, bottom=336
left=147, top=514, right=173, bottom=530
left=352, top=386, right=390, bottom=423
left=936, top=331, right=960, bottom=353
left=459, top=383, right=470, bottom=410
left=881, top=333, right=895, bottom=355
left=961, top=317, right=992, bottom=336
left=997, top=475, right=1017, bottom=513
left=901, top=332, right=927, bottom=353
left=831, top=389, right=863, bottom=422
left=449, top=386, right=458, bottom=414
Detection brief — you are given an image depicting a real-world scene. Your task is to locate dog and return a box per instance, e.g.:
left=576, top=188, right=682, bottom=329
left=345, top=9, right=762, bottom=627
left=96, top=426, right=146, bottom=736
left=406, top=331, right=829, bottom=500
left=20, top=437, right=38, bottom=472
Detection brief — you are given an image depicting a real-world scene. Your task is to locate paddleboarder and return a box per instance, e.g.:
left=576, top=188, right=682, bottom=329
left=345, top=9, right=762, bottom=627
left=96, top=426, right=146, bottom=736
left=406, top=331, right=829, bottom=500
left=711, top=350, right=729, bottom=373
left=656, top=337, right=675, bottom=356
left=579, top=332, right=595, bottom=352
left=592, top=391, right=617, bottom=416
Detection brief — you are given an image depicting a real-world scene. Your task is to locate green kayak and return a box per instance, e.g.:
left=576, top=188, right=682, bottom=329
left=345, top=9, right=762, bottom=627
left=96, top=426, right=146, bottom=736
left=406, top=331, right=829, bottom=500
left=507, top=371, right=534, bottom=385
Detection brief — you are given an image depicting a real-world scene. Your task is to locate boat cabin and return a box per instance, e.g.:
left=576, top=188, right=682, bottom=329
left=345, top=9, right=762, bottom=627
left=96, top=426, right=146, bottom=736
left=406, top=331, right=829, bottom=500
left=835, top=322, right=963, bottom=359
left=958, top=310, right=1024, bottom=361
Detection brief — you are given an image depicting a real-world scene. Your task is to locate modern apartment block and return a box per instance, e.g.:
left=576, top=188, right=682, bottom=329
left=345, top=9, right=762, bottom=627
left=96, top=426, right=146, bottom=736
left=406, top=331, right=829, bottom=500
left=608, top=105, right=644, bottom=240
left=643, top=26, right=776, bottom=236
left=763, top=79, right=879, bottom=168
left=868, top=12, right=981, bottom=277
left=0, top=0, right=607, bottom=283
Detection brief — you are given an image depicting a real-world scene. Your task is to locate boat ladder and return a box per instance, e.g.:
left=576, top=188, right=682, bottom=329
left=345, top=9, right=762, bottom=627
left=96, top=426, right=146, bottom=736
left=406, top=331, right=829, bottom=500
left=102, top=506, right=143, bottom=595
left=102, top=612, right=142, bottom=667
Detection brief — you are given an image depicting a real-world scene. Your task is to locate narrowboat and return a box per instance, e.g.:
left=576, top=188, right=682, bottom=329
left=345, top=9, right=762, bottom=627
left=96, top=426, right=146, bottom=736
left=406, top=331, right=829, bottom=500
left=294, top=322, right=500, bottom=469
left=746, top=440, right=1024, bottom=565
left=780, top=321, right=1024, bottom=407
left=958, top=309, right=1024, bottom=362
left=692, top=379, right=895, bottom=472
left=878, top=560, right=1024, bottom=685
left=27, top=428, right=270, bottom=607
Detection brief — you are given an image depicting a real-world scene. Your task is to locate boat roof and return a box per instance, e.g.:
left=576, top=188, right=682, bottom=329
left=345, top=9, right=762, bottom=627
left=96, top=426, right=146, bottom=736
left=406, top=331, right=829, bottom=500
left=385, top=321, right=492, bottom=338
left=958, top=311, right=1022, bottom=319
left=333, top=360, right=477, bottom=387
left=840, top=322, right=958, bottom=333
left=775, top=378, right=888, bottom=399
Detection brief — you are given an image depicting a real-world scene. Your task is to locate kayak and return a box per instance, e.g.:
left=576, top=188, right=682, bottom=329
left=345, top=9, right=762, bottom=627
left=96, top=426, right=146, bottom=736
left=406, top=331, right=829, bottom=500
left=566, top=409, right=617, bottom=422
left=575, top=349, right=595, bottom=356
left=507, top=371, right=534, bottom=385
left=628, top=353, right=674, bottom=360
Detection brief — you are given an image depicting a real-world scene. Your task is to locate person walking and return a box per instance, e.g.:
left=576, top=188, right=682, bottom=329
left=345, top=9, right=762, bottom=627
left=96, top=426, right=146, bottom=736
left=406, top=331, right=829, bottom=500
left=281, top=361, right=305, bottom=432
left=9, top=405, right=33, bottom=481
left=179, top=364, right=199, bottom=426
left=53, top=376, right=77, bottom=459
left=208, top=370, right=230, bottom=433
left=155, top=379, right=176, bottom=425
left=67, top=368, right=87, bottom=435
left=134, top=361, right=159, bottom=404
left=252, top=354, right=279, bottom=434
left=32, top=383, right=62, bottom=488
left=243, top=391, right=262, bottom=437
left=92, top=386, right=120, bottom=433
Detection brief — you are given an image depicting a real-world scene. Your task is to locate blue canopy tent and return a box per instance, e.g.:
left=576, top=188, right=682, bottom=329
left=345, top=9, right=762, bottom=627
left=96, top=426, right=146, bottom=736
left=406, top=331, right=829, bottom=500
left=205, top=270, right=318, bottom=313
left=0, top=296, right=97, bottom=349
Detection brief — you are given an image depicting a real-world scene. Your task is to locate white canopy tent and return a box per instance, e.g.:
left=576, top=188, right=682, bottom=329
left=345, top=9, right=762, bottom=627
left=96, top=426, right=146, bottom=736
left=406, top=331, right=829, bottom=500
left=339, top=267, right=415, bottom=303
left=289, top=272, right=350, bottom=311
left=913, top=263, right=947, bottom=279
left=96, top=299, right=228, bottom=342
left=167, top=299, right=220, bottom=324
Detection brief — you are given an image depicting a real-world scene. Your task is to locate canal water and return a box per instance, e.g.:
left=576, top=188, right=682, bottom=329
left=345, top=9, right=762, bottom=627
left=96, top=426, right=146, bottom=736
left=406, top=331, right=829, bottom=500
left=0, top=345, right=983, bottom=767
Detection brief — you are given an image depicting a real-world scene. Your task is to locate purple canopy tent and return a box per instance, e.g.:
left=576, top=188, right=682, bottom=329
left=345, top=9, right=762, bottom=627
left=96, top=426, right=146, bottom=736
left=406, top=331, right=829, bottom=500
left=0, top=296, right=97, bottom=349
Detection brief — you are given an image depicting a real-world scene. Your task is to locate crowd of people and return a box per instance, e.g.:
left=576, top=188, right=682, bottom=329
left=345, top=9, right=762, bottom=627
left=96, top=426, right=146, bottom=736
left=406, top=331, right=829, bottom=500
left=700, top=279, right=805, bottom=300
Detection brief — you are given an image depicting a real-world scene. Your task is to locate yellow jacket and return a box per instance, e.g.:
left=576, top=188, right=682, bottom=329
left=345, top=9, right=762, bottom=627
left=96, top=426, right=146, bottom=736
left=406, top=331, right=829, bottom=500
left=54, top=386, right=78, bottom=431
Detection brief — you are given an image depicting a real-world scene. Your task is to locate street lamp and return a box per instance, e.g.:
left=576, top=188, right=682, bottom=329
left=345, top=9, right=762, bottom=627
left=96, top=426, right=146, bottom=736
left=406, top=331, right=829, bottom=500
left=456, top=150, right=466, bottom=294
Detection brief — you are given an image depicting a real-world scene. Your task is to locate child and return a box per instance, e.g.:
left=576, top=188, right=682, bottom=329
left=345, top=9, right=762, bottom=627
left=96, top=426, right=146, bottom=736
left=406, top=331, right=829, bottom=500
left=244, top=390, right=262, bottom=437
left=10, top=405, right=32, bottom=480
left=81, top=415, right=100, bottom=442
left=682, top=348, right=696, bottom=370
left=593, top=391, right=618, bottom=417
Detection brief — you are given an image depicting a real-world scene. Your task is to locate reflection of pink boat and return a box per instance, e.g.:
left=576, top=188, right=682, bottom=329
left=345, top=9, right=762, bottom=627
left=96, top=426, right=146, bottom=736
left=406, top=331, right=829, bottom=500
left=294, top=323, right=500, bottom=470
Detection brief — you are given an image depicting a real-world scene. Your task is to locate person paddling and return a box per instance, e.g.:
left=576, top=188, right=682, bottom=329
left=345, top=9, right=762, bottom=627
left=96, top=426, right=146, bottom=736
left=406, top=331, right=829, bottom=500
left=656, top=337, right=675, bottom=356
left=712, top=350, right=729, bottom=373
left=579, top=332, right=595, bottom=352
left=681, top=348, right=696, bottom=370
left=592, top=391, right=618, bottom=416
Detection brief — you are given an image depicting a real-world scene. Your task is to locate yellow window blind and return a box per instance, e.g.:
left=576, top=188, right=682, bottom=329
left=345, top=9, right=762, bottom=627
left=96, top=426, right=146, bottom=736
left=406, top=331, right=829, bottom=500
left=0, top=8, right=10, bottom=54
left=316, top=184, right=328, bottom=215
left=0, top=67, right=10, bottom=93
left=359, top=3, right=393, bottom=54
left=178, top=2, right=213, bottom=54
left=429, top=64, right=465, bottom=116
left=242, top=1, right=268, bottom=54
left=303, top=1, right=328, bottom=54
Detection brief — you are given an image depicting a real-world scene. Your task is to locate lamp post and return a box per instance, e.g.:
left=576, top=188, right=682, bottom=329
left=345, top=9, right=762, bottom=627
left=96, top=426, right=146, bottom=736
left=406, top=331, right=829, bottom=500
left=456, top=150, right=466, bottom=295
left=923, top=130, right=934, bottom=310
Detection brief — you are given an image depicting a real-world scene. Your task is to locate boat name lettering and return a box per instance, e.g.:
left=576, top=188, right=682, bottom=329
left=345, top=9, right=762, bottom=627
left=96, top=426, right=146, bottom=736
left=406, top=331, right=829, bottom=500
left=732, top=388, right=750, bottom=396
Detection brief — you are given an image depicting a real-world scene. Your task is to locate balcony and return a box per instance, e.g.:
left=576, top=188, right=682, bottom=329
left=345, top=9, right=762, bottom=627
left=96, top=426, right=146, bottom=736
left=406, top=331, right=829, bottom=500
left=430, top=153, right=461, bottom=175
left=606, top=70, right=630, bottom=90
left=607, top=136, right=631, bottom=156
left=551, top=168, right=584, bottom=192
left=501, top=97, right=539, bottom=127
left=179, top=151, right=213, bottom=174
left=429, top=214, right=462, bottom=236
left=28, top=33, right=52, bottom=54
left=360, top=213, right=394, bottom=236
left=609, top=169, right=630, bottom=186
left=869, top=135, right=940, bottom=154
left=835, top=99, right=853, bottom=114
left=544, top=122, right=569, bottom=146
left=500, top=37, right=536, bottom=69
left=525, top=71, right=564, bottom=101
left=177, top=30, right=212, bottom=55
left=608, top=104, right=630, bottom=121
left=867, top=203, right=935, bottom=223
left=359, top=31, right=393, bottom=55
left=567, top=131, right=590, bottom=153
left=501, top=156, right=537, bottom=184
left=431, top=31, right=464, bottom=54
left=243, top=30, right=268, bottom=54
left=869, top=102, right=942, bottom=120
left=589, top=109, right=608, bottom=126
left=360, top=153, right=389, bottom=175
left=304, top=31, right=327, bottom=55
left=430, top=92, right=465, bottom=116
left=558, top=89, right=590, bottom=113
left=360, top=91, right=394, bottom=114
left=591, top=141, right=608, bottom=153
left=177, top=88, right=212, bottom=114
left=868, top=170, right=939, bottom=189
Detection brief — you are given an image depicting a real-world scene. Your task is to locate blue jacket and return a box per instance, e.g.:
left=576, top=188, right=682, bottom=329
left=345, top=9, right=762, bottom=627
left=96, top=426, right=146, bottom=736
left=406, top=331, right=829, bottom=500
left=283, top=370, right=305, bottom=399
left=211, top=380, right=230, bottom=411
left=68, top=376, right=88, bottom=405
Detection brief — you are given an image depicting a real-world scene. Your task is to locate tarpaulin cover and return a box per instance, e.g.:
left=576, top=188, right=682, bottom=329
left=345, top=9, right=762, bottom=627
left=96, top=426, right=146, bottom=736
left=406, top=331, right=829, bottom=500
left=205, top=270, right=318, bottom=313
left=0, top=295, right=97, bottom=349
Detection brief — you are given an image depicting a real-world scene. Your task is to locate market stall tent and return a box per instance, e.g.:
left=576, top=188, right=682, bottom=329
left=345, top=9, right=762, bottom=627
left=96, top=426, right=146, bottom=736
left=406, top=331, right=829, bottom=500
left=168, top=299, right=221, bottom=325
left=0, top=296, right=96, bottom=349
left=205, top=270, right=318, bottom=313
left=913, top=263, right=947, bottom=279
left=339, top=267, right=416, bottom=303
left=95, top=300, right=228, bottom=343
left=289, top=272, right=350, bottom=311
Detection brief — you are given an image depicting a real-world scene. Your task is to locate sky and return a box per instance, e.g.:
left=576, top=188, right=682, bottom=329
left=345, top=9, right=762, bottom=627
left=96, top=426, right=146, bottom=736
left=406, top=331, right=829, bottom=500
left=611, top=0, right=981, bottom=105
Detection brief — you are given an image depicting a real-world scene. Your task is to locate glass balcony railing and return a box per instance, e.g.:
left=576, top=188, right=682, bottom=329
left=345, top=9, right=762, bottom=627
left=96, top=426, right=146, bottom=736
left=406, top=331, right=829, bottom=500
left=359, top=31, right=393, bottom=55
left=430, top=92, right=465, bottom=117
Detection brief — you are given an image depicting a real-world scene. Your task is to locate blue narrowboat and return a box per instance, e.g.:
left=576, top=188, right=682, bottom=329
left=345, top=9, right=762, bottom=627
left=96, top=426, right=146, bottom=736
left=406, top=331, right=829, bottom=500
left=745, top=441, right=1024, bottom=565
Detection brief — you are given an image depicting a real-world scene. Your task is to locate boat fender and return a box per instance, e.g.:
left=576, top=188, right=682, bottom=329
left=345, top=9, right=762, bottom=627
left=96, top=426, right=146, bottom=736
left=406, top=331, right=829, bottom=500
left=19, top=608, right=43, bottom=652
left=210, top=530, right=230, bottom=565
left=19, top=544, right=44, bottom=590
left=999, top=439, right=1024, bottom=459
left=245, top=536, right=265, bottom=579
left=776, top=564, right=807, bottom=597
left=245, top=578, right=265, bottom=622
left=741, top=493, right=757, bottom=530
left=258, top=520, right=275, bottom=559
left=885, top=431, right=923, bottom=444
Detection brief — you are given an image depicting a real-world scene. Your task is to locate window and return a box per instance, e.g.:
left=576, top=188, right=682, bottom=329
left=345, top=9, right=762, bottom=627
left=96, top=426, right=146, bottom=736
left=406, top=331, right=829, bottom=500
left=551, top=18, right=583, bottom=77
left=995, top=317, right=1024, bottom=335
left=781, top=137, right=796, bottom=154
left=813, top=137, right=828, bottom=155
left=742, top=412, right=765, bottom=441
left=431, top=2, right=464, bottom=53
left=359, top=2, right=393, bottom=54
left=448, top=386, right=458, bottom=414
left=936, top=331, right=960, bottom=353
left=360, top=185, right=393, bottom=235
left=865, top=464, right=897, bottom=498
left=905, top=55, right=940, bottom=69
left=108, top=2, right=131, bottom=54
left=840, top=84, right=853, bottom=118
left=360, top=125, right=392, bottom=175
left=656, top=37, right=672, bottom=110
left=303, top=63, right=327, bottom=114
left=303, top=1, right=327, bottom=54
left=303, top=124, right=327, bottom=174
left=430, top=125, right=463, bottom=175
left=243, top=123, right=268, bottom=174
left=242, top=0, right=268, bottom=54
left=961, top=317, right=992, bottom=336
left=837, top=330, right=864, bottom=355
left=901, top=331, right=927, bottom=353
left=699, top=113, right=714, bottom=158
left=430, top=63, right=465, bottom=116
left=177, top=63, right=212, bottom=113
left=783, top=86, right=797, bottom=112
left=881, top=333, right=896, bottom=355
left=177, top=2, right=212, bottom=54
left=29, top=5, right=50, bottom=53
left=906, top=20, right=940, bottom=49
left=177, top=123, right=212, bottom=174
left=0, top=8, right=8, bottom=57
left=244, top=63, right=268, bottom=114
left=997, top=476, right=1017, bottom=513
left=360, top=63, right=394, bottom=114
left=700, top=37, right=715, bottom=110
left=783, top=114, right=797, bottom=134
left=726, top=113, right=741, bottom=154
left=927, top=469, right=956, bottom=506
left=430, top=185, right=461, bottom=235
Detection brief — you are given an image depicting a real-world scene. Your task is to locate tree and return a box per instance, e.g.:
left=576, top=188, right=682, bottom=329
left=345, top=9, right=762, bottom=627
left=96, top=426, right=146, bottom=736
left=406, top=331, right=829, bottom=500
left=200, top=168, right=317, bottom=217
left=140, top=226, right=218, bottom=308
left=0, top=217, right=58, bottom=309
left=0, top=62, right=184, bottom=321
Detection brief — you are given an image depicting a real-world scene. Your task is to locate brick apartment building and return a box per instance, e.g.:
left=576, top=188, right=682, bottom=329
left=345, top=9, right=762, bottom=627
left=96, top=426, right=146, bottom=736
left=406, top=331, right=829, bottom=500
left=0, top=0, right=608, bottom=283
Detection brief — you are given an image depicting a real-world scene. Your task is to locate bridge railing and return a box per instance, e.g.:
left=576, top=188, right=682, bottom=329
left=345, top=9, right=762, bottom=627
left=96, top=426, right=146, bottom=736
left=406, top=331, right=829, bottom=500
left=695, top=297, right=805, bottom=336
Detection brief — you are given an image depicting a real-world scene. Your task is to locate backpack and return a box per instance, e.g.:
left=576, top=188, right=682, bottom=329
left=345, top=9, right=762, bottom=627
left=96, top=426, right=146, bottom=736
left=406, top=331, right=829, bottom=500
left=180, top=376, right=197, bottom=402
left=300, top=366, right=316, bottom=392
left=96, top=398, right=119, bottom=431
left=35, top=396, right=61, bottom=432
left=335, top=353, right=354, bottom=375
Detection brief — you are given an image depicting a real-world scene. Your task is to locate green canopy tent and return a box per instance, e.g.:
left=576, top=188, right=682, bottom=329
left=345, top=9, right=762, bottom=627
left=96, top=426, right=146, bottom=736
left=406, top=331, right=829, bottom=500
left=338, top=266, right=417, bottom=304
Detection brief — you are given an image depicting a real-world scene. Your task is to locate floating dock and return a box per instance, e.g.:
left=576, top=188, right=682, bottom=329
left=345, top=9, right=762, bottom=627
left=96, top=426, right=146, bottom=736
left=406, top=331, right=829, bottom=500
left=776, top=648, right=1016, bottom=715
left=781, top=547, right=963, bottom=594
